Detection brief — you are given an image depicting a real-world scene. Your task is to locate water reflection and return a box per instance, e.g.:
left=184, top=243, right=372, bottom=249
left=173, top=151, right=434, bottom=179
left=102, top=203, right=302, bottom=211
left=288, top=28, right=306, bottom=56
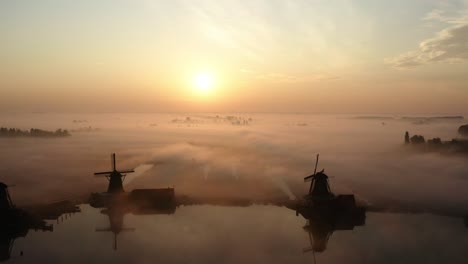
left=90, top=153, right=179, bottom=250
left=2, top=170, right=468, bottom=264
left=296, top=206, right=366, bottom=254
left=3, top=203, right=468, bottom=263
left=91, top=194, right=177, bottom=251
left=290, top=154, right=366, bottom=261
left=96, top=206, right=135, bottom=251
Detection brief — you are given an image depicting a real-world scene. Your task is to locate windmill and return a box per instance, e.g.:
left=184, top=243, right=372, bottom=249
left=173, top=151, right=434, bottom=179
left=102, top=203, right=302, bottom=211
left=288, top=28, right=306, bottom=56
left=0, top=182, right=55, bottom=262
left=303, top=154, right=334, bottom=200
left=94, top=153, right=135, bottom=193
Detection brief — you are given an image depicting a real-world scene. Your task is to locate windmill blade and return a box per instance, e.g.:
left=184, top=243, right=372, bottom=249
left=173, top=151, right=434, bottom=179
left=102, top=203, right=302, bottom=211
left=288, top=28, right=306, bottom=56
left=111, top=153, right=116, bottom=171
left=94, top=171, right=113, bottom=175
left=119, top=170, right=135, bottom=174
left=304, top=175, right=314, bottom=182
left=94, top=175, right=110, bottom=178
left=313, top=154, right=319, bottom=175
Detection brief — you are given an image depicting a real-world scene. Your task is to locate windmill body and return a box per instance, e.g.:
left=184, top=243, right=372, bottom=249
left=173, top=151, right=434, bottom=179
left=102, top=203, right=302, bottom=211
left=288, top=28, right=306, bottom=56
left=107, top=171, right=125, bottom=193
left=94, top=153, right=135, bottom=194
left=302, top=155, right=357, bottom=208
left=305, top=170, right=334, bottom=200
left=92, top=154, right=176, bottom=208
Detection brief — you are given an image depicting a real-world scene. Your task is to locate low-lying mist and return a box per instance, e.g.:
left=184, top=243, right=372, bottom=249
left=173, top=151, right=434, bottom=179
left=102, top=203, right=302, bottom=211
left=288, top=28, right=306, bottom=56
left=1, top=113, right=467, bottom=216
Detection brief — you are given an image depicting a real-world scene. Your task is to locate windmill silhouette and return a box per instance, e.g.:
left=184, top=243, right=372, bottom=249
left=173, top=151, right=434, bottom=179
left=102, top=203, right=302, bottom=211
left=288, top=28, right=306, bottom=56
left=301, top=218, right=333, bottom=264
left=297, top=203, right=366, bottom=264
left=94, top=153, right=135, bottom=193
left=303, top=154, right=334, bottom=200
left=0, top=182, right=59, bottom=261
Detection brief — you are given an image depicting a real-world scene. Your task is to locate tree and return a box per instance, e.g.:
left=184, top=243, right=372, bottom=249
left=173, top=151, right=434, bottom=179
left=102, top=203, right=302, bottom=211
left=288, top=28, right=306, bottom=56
left=458, top=124, right=468, bottom=137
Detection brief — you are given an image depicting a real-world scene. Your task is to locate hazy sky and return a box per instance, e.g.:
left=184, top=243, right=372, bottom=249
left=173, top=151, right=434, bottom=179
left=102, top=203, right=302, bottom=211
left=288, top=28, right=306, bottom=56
left=1, top=0, right=467, bottom=113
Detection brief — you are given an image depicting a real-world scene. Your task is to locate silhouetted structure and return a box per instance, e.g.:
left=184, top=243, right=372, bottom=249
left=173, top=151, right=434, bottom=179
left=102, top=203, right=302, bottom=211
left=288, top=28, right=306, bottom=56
left=405, top=131, right=468, bottom=154
left=297, top=205, right=366, bottom=255
left=91, top=153, right=176, bottom=209
left=0, top=183, right=13, bottom=211
left=0, top=182, right=80, bottom=262
left=305, top=171, right=334, bottom=200
left=91, top=153, right=177, bottom=250
left=25, top=201, right=81, bottom=221
left=129, top=188, right=176, bottom=212
left=300, top=155, right=358, bottom=211
left=94, top=153, right=135, bottom=193
left=290, top=155, right=366, bottom=261
left=405, top=131, right=410, bottom=144
left=304, top=155, right=334, bottom=200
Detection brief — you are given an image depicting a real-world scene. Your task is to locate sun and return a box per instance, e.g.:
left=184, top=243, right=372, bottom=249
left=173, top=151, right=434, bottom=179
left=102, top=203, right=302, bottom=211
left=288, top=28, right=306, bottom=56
left=193, top=72, right=215, bottom=94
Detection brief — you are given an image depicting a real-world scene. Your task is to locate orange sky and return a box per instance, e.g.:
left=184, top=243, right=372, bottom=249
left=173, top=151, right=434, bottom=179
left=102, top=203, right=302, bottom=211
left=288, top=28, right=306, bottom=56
left=1, top=1, right=467, bottom=114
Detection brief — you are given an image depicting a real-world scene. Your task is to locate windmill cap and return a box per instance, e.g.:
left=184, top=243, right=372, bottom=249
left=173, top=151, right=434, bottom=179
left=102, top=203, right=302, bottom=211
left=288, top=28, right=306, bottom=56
left=315, top=170, right=328, bottom=178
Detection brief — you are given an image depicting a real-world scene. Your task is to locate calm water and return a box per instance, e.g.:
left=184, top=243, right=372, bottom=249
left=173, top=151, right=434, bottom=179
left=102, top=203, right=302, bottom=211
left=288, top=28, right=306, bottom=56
left=5, top=204, right=468, bottom=264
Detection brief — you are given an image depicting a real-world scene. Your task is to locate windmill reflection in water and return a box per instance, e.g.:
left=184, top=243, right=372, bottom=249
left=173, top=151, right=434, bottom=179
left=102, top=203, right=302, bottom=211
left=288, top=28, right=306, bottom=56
left=294, top=154, right=366, bottom=263
left=91, top=153, right=176, bottom=250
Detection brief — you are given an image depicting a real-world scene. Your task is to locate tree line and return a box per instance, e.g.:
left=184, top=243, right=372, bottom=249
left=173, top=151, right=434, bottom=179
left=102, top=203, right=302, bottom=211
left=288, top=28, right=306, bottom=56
left=0, top=127, right=70, bottom=138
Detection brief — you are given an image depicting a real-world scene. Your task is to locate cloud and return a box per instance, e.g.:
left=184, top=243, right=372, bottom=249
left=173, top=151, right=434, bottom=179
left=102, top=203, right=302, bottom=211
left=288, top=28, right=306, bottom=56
left=386, top=11, right=468, bottom=69
left=256, top=73, right=301, bottom=83
left=255, top=72, right=339, bottom=83
left=423, top=9, right=448, bottom=22
left=423, top=7, right=468, bottom=24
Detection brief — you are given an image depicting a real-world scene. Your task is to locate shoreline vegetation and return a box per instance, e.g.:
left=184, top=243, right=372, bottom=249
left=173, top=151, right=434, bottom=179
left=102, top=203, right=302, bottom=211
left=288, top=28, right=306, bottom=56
left=405, top=126, right=468, bottom=154
left=0, top=127, right=70, bottom=138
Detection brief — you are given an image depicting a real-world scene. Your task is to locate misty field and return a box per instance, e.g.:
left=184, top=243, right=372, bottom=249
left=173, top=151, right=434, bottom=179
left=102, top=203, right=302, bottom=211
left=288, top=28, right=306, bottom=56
left=0, top=113, right=466, bottom=212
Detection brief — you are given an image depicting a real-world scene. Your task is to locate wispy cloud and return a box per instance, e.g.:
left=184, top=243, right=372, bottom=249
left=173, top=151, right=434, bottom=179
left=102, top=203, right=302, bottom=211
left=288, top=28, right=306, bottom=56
left=386, top=8, right=468, bottom=69
left=255, top=72, right=339, bottom=83
left=423, top=8, right=468, bottom=24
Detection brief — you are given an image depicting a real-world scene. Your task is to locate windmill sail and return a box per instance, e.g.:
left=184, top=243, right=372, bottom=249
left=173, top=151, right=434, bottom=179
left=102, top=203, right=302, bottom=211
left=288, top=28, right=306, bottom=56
left=93, top=153, right=135, bottom=193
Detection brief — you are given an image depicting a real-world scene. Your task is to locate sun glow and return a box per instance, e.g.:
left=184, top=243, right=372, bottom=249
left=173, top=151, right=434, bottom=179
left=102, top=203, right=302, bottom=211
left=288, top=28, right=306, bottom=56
left=193, top=72, right=215, bottom=94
